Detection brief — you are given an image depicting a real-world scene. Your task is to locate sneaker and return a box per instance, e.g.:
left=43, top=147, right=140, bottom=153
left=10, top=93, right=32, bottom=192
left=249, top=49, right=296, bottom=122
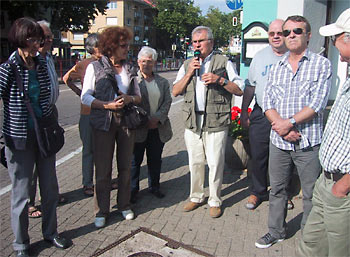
left=94, top=217, right=106, bottom=228
left=209, top=207, right=222, bottom=218
left=121, top=209, right=134, bottom=220
left=245, top=195, right=262, bottom=210
left=255, top=232, right=284, bottom=249
left=287, top=200, right=294, bottom=210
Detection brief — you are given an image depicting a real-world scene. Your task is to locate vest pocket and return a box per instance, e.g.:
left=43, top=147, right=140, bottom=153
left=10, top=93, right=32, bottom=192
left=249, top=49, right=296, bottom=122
left=206, top=112, right=230, bottom=128
left=182, top=104, right=193, bottom=128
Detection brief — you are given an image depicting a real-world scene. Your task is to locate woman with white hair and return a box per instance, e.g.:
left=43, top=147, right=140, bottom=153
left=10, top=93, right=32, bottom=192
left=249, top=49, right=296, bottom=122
left=130, top=46, right=173, bottom=203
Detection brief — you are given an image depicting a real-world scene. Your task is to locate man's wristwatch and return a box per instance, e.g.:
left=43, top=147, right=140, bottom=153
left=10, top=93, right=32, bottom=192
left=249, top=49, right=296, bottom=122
left=289, top=117, right=297, bottom=126
left=222, top=78, right=229, bottom=86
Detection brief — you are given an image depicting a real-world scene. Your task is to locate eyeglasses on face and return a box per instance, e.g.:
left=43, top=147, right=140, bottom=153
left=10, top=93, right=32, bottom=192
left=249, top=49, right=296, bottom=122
left=268, top=31, right=283, bottom=37
left=139, top=59, right=154, bottom=65
left=282, top=28, right=304, bottom=37
left=119, top=43, right=129, bottom=49
left=44, top=35, right=54, bottom=41
left=26, top=37, right=44, bottom=46
left=191, top=38, right=211, bottom=45
left=330, top=33, right=343, bottom=45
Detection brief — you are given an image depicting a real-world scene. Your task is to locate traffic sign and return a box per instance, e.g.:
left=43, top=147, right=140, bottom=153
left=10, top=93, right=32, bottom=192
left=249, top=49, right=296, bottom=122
left=226, top=0, right=243, bottom=10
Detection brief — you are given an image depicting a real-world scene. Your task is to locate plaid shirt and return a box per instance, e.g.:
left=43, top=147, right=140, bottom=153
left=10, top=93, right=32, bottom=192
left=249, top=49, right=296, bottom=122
left=319, top=78, right=350, bottom=174
left=262, top=49, right=332, bottom=150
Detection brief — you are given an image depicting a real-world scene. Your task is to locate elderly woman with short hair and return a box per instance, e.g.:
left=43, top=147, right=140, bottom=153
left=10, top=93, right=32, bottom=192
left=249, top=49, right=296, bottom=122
left=130, top=46, right=173, bottom=203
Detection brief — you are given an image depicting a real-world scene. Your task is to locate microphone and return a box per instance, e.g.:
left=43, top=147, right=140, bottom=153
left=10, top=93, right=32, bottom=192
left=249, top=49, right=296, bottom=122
left=194, top=50, right=201, bottom=77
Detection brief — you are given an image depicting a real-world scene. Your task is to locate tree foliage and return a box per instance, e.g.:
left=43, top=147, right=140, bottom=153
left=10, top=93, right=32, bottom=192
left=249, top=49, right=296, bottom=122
left=1, top=0, right=107, bottom=32
left=153, top=0, right=202, bottom=40
left=203, top=7, right=242, bottom=48
left=153, top=1, right=242, bottom=50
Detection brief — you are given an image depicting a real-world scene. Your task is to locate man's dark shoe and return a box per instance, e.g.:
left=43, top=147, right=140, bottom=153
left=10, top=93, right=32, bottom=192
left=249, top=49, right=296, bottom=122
left=150, top=189, right=165, bottom=199
left=16, top=250, right=29, bottom=257
left=255, top=232, right=284, bottom=249
left=45, top=236, right=68, bottom=249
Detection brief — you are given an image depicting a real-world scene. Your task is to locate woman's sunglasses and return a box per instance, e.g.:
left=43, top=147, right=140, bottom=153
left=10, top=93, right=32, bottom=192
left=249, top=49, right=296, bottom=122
left=282, top=28, right=304, bottom=37
left=26, top=37, right=45, bottom=47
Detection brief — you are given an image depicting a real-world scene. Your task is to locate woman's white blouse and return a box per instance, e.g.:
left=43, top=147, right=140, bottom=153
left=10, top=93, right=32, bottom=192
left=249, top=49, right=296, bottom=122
left=81, top=63, right=140, bottom=107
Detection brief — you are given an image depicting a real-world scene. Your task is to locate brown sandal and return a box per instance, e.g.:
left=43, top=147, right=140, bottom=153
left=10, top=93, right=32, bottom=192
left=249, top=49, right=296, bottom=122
left=28, top=206, right=42, bottom=218
left=83, top=186, right=94, bottom=197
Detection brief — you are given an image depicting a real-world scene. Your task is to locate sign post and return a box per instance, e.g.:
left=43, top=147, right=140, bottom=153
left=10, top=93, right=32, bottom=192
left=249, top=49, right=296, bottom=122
left=226, top=0, right=243, bottom=10
left=172, top=44, right=176, bottom=59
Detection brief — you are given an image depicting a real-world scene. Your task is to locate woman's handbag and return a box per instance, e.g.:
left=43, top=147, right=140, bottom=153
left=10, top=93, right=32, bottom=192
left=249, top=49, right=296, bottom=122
left=35, top=110, right=65, bottom=158
left=107, top=71, right=148, bottom=129
left=122, top=103, right=149, bottom=129
left=8, top=61, right=64, bottom=158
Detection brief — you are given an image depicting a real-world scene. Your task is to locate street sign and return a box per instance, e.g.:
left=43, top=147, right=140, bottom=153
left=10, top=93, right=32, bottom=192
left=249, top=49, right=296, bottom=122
left=226, top=0, right=243, bottom=10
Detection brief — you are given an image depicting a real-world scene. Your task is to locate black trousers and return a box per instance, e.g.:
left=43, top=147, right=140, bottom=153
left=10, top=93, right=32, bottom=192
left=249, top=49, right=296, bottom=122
left=131, top=129, right=165, bottom=193
left=248, top=104, right=271, bottom=200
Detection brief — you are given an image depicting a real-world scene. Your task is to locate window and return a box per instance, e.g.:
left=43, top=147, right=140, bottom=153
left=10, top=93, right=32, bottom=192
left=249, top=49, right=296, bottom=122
left=107, top=1, right=117, bottom=9
left=127, top=18, right=131, bottom=25
left=106, top=17, right=118, bottom=25
left=73, top=33, right=84, bottom=41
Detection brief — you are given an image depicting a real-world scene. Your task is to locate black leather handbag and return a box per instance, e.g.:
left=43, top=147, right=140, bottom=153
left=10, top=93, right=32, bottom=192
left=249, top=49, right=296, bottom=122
left=122, top=103, right=149, bottom=129
left=108, top=72, right=148, bottom=130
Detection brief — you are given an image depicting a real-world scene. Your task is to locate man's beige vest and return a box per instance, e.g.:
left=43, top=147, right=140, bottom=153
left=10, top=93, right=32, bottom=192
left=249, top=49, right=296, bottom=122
left=182, top=54, right=232, bottom=133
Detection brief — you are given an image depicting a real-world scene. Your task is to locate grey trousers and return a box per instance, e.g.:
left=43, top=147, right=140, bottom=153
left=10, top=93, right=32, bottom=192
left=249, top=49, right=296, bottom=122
left=79, top=114, right=94, bottom=187
left=268, top=143, right=321, bottom=238
left=298, top=172, right=350, bottom=257
left=6, top=130, right=59, bottom=251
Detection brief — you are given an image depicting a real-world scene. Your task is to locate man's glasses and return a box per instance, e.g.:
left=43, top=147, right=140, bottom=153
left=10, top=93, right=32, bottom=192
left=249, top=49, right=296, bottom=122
left=191, top=38, right=211, bottom=45
left=330, top=33, right=343, bottom=45
left=282, top=28, right=304, bottom=37
left=268, top=31, right=283, bottom=37
left=26, top=37, right=44, bottom=46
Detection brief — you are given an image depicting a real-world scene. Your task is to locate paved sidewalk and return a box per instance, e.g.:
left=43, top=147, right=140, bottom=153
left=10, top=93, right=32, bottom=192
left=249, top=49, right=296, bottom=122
left=0, top=99, right=303, bottom=257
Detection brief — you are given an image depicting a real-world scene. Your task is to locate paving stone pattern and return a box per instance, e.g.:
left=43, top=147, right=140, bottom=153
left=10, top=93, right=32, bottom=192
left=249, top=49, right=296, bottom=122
left=0, top=99, right=303, bottom=257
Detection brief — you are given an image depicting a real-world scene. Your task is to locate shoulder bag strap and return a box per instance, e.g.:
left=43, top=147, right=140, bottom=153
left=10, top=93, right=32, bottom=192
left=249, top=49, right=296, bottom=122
left=7, top=61, right=38, bottom=123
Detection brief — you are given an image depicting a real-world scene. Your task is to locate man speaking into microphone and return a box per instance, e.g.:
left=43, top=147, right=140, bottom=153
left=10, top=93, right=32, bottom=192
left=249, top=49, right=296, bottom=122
left=173, top=26, right=244, bottom=218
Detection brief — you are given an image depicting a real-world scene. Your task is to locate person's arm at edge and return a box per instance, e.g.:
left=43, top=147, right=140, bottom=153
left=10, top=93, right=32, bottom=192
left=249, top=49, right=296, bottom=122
left=63, top=64, right=82, bottom=96
left=241, top=83, right=255, bottom=129
left=172, top=64, right=193, bottom=97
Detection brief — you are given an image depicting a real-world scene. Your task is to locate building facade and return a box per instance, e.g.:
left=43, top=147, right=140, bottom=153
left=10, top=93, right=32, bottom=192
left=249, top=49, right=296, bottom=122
left=62, top=0, right=156, bottom=61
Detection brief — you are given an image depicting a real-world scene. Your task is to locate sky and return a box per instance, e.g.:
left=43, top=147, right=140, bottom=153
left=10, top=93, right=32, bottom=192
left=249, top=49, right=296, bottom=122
left=193, top=0, right=234, bottom=15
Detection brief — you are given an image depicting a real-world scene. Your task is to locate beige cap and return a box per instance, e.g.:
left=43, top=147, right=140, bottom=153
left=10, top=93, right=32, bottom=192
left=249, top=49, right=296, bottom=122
left=319, top=8, right=350, bottom=36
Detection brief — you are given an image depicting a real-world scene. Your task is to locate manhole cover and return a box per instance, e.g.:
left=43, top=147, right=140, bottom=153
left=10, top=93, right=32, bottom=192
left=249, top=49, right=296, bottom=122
left=128, top=253, right=163, bottom=257
left=91, top=227, right=213, bottom=257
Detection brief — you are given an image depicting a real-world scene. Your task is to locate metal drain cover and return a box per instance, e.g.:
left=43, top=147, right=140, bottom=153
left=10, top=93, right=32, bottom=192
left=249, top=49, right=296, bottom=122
left=128, top=253, right=163, bottom=257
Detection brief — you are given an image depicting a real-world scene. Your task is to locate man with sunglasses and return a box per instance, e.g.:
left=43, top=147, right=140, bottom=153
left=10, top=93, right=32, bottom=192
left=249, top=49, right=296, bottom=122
left=27, top=20, right=67, bottom=220
left=241, top=19, right=296, bottom=211
left=256, top=15, right=332, bottom=249
left=298, top=8, right=350, bottom=257
left=173, top=26, right=244, bottom=218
